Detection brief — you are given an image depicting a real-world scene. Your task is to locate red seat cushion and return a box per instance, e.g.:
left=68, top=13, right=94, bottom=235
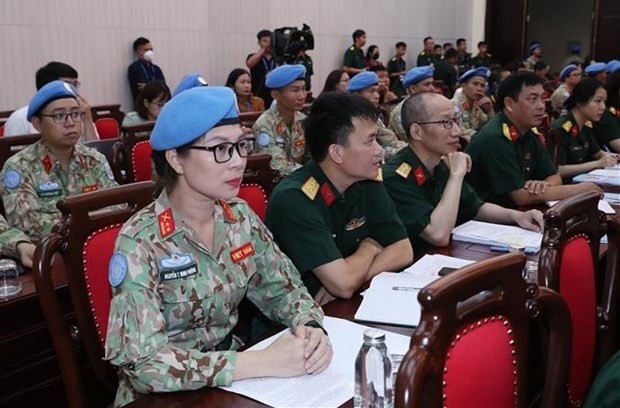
left=560, top=236, right=596, bottom=405
left=443, top=316, right=517, bottom=408
left=95, top=117, right=120, bottom=140
left=131, top=141, right=153, bottom=182
left=237, top=184, right=267, bottom=221
left=82, top=224, right=123, bottom=346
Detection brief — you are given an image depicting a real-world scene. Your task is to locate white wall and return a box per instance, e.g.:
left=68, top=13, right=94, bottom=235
left=0, top=0, right=484, bottom=111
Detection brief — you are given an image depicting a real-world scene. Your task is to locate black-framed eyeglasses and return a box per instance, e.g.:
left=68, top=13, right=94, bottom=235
left=416, top=116, right=461, bottom=130
left=39, top=111, right=85, bottom=125
left=188, top=137, right=256, bottom=163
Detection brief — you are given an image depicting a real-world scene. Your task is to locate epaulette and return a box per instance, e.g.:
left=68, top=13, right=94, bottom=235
left=502, top=123, right=519, bottom=141
left=419, top=52, right=425, bottom=56
left=375, top=168, right=383, bottom=182
left=349, top=46, right=355, bottom=51
left=562, top=120, right=573, bottom=133
left=391, top=57, right=397, bottom=61
left=395, top=162, right=412, bottom=179
left=487, top=53, right=492, bottom=57
left=301, top=176, right=319, bottom=200
left=584, top=121, right=593, bottom=128
left=610, top=106, right=618, bottom=116
left=531, top=127, right=541, bottom=135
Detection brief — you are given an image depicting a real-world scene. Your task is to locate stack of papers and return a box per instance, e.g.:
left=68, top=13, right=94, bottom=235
left=354, top=255, right=475, bottom=327
left=221, top=316, right=410, bottom=408
left=547, top=199, right=615, bottom=215
left=573, top=168, right=620, bottom=186
left=604, top=192, right=620, bottom=205
left=451, top=220, right=543, bottom=252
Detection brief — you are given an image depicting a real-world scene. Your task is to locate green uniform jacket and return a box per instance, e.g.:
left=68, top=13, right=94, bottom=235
left=265, top=160, right=408, bottom=297
left=584, top=350, right=620, bottom=408
left=0, top=140, right=117, bottom=243
left=0, top=214, right=31, bottom=259
left=593, top=107, right=620, bottom=151
left=383, top=146, right=483, bottom=254
left=416, top=51, right=437, bottom=67
left=253, top=104, right=308, bottom=175
left=465, top=112, right=557, bottom=208
left=105, top=190, right=322, bottom=407
left=343, top=45, right=365, bottom=74
left=551, top=112, right=601, bottom=166
left=387, top=56, right=406, bottom=97
left=471, top=53, right=492, bottom=68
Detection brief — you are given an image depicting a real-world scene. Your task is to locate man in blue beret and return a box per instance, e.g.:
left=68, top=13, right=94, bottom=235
left=551, top=64, right=582, bottom=115
left=585, top=62, right=607, bottom=84
left=606, top=60, right=620, bottom=74
left=127, top=37, right=167, bottom=102
left=252, top=64, right=308, bottom=175
left=172, top=72, right=208, bottom=98
left=389, top=66, right=437, bottom=140
left=347, top=72, right=406, bottom=152
left=343, top=29, right=367, bottom=78
left=525, top=41, right=543, bottom=71
left=246, top=29, right=278, bottom=107
left=0, top=80, right=118, bottom=244
left=417, top=36, right=438, bottom=67
left=451, top=67, right=495, bottom=142
left=266, top=92, right=413, bottom=304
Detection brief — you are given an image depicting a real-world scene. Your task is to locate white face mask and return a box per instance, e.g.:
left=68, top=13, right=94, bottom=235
left=143, top=50, right=154, bottom=62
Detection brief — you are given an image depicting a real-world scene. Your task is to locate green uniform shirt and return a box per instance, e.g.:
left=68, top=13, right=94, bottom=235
left=0, top=140, right=117, bottom=243
left=0, top=214, right=31, bottom=259
left=265, top=160, right=408, bottom=297
left=383, top=146, right=483, bottom=253
left=253, top=104, right=308, bottom=175
left=416, top=51, right=436, bottom=67
left=584, top=350, right=620, bottom=408
left=105, top=189, right=322, bottom=407
left=387, top=56, right=406, bottom=97
left=465, top=112, right=557, bottom=208
left=593, top=107, right=620, bottom=151
left=551, top=112, right=601, bottom=166
left=471, top=53, right=493, bottom=68
left=343, top=45, right=365, bottom=74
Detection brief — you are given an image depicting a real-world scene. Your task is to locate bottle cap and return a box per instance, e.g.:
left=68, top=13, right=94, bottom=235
left=363, top=329, right=386, bottom=344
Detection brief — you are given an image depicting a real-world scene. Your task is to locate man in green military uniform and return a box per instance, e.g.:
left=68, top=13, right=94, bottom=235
left=465, top=72, right=601, bottom=208
left=383, top=92, right=543, bottom=254
left=594, top=63, right=620, bottom=152
left=0, top=80, right=117, bottom=244
left=0, top=215, right=35, bottom=267
left=343, top=29, right=367, bottom=77
left=417, top=36, right=437, bottom=67
left=266, top=93, right=413, bottom=304
left=253, top=64, right=308, bottom=175
left=387, top=41, right=407, bottom=97
left=389, top=66, right=436, bottom=141
left=105, top=86, right=330, bottom=407
left=470, top=41, right=493, bottom=68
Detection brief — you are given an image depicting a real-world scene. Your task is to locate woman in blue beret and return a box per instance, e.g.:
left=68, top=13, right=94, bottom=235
left=104, top=86, right=332, bottom=407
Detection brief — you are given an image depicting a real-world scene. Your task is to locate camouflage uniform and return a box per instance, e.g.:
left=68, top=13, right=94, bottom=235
left=389, top=98, right=408, bottom=142
left=451, top=92, right=494, bottom=142
left=0, top=215, right=31, bottom=259
left=104, top=190, right=322, bottom=407
left=0, top=141, right=117, bottom=243
left=377, top=118, right=406, bottom=157
left=551, top=83, right=570, bottom=116
left=253, top=104, right=307, bottom=175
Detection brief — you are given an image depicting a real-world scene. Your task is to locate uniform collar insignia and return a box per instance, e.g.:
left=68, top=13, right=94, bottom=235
left=584, top=120, right=593, bottom=128
left=413, top=166, right=426, bottom=186
left=395, top=162, right=412, bottom=179
left=219, top=199, right=237, bottom=222
left=610, top=106, right=619, bottom=117
left=301, top=176, right=319, bottom=200
left=319, top=182, right=335, bottom=206
left=375, top=168, right=383, bottom=181
left=157, top=208, right=176, bottom=238
left=42, top=155, right=53, bottom=174
left=462, top=100, right=471, bottom=111
left=502, top=123, right=519, bottom=142
left=275, top=122, right=284, bottom=135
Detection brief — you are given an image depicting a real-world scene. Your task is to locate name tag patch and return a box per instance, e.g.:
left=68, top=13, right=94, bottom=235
left=230, top=242, right=255, bottom=263
left=37, top=181, right=62, bottom=198
left=158, top=253, right=198, bottom=281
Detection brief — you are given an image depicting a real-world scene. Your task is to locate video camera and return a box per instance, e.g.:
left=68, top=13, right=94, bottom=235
left=272, top=24, right=314, bottom=64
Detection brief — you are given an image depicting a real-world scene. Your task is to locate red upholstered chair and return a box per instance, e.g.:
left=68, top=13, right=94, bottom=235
left=394, top=253, right=572, bottom=408
left=33, top=181, right=155, bottom=408
left=539, top=190, right=619, bottom=407
left=237, top=183, right=268, bottom=220
left=237, top=153, right=281, bottom=220
left=239, top=110, right=264, bottom=128
left=90, top=104, right=124, bottom=128
left=111, top=122, right=155, bottom=184
left=94, top=117, right=120, bottom=140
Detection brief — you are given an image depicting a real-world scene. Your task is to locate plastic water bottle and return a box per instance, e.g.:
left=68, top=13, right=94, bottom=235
left=354, top=329, right=393, bottom=408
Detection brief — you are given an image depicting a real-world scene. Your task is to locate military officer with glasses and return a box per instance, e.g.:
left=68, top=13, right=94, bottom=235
left=105, top=86, right=331, bottom=408
left=0, top=80, right=117, bottom=244
left=383, top=92, right=543, bottom=254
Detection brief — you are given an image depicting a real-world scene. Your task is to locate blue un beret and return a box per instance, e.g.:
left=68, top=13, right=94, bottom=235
left=172, top=72, right=208, bottom=97
left=458, top=67, right=490, bottom=83
left=529, top=42, right=541, bottom=53
left=27, top=80, right=77, bottom=121
left=347, top=71, right=379, bottom=92
left=585, top=62, right=606, bottom=77
left=150, top=86, right=239, bottom=151
left=402, top=66, right=434, bottom=88
left=606, top=60, right=620, bottom=74
left=560, top=64, right=579, bottom=81
left=265, top=65, right=306, bottom=89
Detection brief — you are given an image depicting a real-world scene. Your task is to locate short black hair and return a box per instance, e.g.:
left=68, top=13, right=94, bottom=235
left=433, top=44, right=442, bottom=51
left=35, top=61, right=78, bottom=90
left=443, top=42, right=453, bottom=49
left=368, top=65, right=387, bottom=73
left=257, top=29, right=272, bottom=40
left=395, top=41, right=407, bottom=48
left=456, top=38, right=466, bottom=46
left=533, top=60, right=549, bottom=72
left=564, top=78, right=606, bottom=110
left=135, top=81, right=171, bottom=120
left=423, top=36, right=433, bottom=44
left=444, top=48, right=459, bottom=60
left=303, top=93, right=377, bottom=162
left=133, top=37, right=150, bottom=52
left=225, top=68, right=251, bottom=88
left=401, top=92, right=433, bottom=140
left=478, top=41, right=487, bottom=48
left=352, top=29, right=366, bottom=42
left=496, top=71, right=544, bottom=110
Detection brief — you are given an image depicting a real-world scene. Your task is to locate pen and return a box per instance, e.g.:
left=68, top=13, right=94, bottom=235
left=392, top=286, right=421, bottom=291
left=489, top=245, right=538, bottom=255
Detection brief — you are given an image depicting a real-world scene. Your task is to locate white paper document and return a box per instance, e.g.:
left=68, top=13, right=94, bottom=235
left=354, top=255, right=475, bottom=327
left=451, top=220, right=543, bottom=252
left=221, top=316, right=410, bottom=408
left=573, top=168, right=620, bottom=186
left=547, top=199, right=616, bottom=215
left=605, top=192, right=620, bottom=204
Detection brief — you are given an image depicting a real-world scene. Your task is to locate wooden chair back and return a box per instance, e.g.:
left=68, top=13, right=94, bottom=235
left=111, top=122, right=155, bottom=184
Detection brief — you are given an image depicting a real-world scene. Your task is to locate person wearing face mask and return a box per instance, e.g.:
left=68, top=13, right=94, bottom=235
left=365, top=45, right=382, bottom=69
left=127, top=37, right=166, bottom=101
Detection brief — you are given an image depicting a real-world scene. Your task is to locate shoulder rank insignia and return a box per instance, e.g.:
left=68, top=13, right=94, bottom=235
left=301, top=176, right=319, bottom=200
left=395, top=162, right=412, bottom=179
left=502, top=123, right=519, bottom=142
left=349, top=46, right=355, bottom=51
left=375, top=168, right=383, bottom=181
left=41, top=155, right=53, bottom=173
left=562, top=120, right=573, bottom=133
left=391, top=57, right=397, bottom=61
left=157, top=208, right=176, bottom=238
left=531, top=127, right=540, bottom=135
left=219, top=199, right=237, bottom=222
left=610, top=106, right=618, bottom=117
left=584, top=121, right=593, bottom=128
left=413, top=166, right=426, bottom=186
